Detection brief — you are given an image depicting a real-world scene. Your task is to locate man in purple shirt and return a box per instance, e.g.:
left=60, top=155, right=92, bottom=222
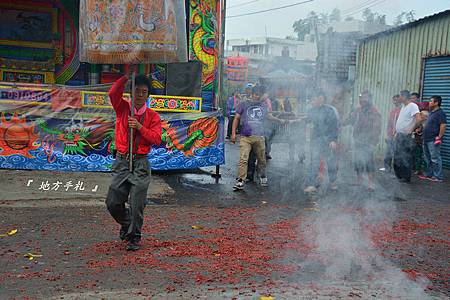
left=231, top=86, right=286, bottom=190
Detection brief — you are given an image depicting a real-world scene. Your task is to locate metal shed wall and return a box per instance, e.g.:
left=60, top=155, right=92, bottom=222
left=354, top=11, right=450, bottom=155
left=422, top=56, right=450, bottom=168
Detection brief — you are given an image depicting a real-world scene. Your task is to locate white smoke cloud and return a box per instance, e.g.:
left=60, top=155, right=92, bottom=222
left=299, top=181, right=433, bottom=299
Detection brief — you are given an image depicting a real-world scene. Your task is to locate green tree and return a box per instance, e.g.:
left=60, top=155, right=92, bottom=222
left=376, top=14, right=386, bottom=25
left=394, top=10, right=415, bottom=26
left=362, top=8, right=375, bottom=23
left=394, top=12, right=405, bottom=25
left=319, top=12, right=329, bottom=25
left=292, top=11, right=319, bottom=41
left=293, top=18, right=311, bottom=41
left=362, top=8, right=386, bottom=25
left=405, top=10, right=416, bottom=22
left=329, top=8, right=342, bottom=23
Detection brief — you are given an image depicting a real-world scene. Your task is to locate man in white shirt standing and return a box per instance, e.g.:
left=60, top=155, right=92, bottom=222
left=394, top=90, right=420, bottom=183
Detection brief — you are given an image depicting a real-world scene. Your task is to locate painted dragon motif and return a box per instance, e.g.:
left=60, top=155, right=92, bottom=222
left=161, top=117, right=219, bottom=157
left=190, top=0, right=217, bottom=91
left=37, top=117, right=115, bottom=156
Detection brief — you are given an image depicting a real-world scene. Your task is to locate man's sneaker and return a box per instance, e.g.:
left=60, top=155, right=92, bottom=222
left=304, top=186, right=317, bottom=193
left=119, top=226, right=129, bottom=241
left=246, top=173, right=254, bottom=183
left=418, top=175, right=430, bottom=180
left=233, top=179, right=245, bottom=190
left=126, top=240, right=140, bottom=251
left=427, top=177, right=443, bottom=182
left=330, top=183, right=338, bottom=191
left=260, top=177, right=268, bottom=187
left=379, top=167, right=386, bottom=172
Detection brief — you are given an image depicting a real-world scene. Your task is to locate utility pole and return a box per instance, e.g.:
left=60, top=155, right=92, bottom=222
left=312, top=14, right=321, bottom=88
left=216, top=0, right=226, bottom=111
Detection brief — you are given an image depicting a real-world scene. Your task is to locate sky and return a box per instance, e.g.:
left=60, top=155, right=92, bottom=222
left=225, top=0, right=450, bottom=40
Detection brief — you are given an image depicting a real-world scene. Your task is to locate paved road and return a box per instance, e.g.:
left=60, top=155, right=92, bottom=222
left=0, top=141, right=449, bottom=299
left=0, top=169, right=174, bottom=205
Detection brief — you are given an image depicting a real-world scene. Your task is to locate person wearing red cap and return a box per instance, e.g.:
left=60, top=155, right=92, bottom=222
left=106, top=74, right=162, bottom=251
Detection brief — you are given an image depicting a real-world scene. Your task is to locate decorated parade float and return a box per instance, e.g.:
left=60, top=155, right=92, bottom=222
left=0, top=0, right=225, bottom=173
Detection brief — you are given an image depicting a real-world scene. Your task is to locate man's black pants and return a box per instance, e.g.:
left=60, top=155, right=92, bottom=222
left=106, top=156, right=150, bottom=242
left=227, top=116, right=234, bottom=138
left=393, top=133, right=415, bottom=181
left=383, top=138, right=395, bottom=171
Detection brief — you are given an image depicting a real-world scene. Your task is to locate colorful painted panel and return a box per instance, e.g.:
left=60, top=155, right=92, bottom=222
left=78, top=90, right=201, bottom=113
left=150, top=64, right=167, bottom=95
left=0, top=70, right=54, bottom=84
left=0, top=86, right=224, bottom=171
left=0, top=83, right=201, bottom=112
left=149, top=95, right=201, bottom=113
left=189, top=0, right=220, bottom=111
left=81, top=91, right=131, bottom=109
left=79, top=0, right=188, bottom=64
left=0, top=45, right=55, bottom=62
left=0, top=86, right=52, bottom=106
left=0, top=3, right=57, bottom=48
left=56, top=0, right=80, bottom=84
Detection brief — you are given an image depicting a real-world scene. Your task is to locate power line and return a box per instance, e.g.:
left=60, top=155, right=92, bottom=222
left=227, top=0, right=261, bottom=9
left=227, top=0, right=314, bottom=18
left=343, top=0, right=386, bottom=16
left=341, top=0, right=380, bottom=15
left=343, top=0, right=387, bottom=17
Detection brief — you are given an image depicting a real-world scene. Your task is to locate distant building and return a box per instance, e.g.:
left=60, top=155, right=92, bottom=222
left=226, top=37, right=317, bottom=62
left=328, top=20, right=391, bottom=35
left=313, top=20, right=391, bottom=119
left=316, top=20, right=391, bottom=83
left=317, top=31, right=364, bottom=83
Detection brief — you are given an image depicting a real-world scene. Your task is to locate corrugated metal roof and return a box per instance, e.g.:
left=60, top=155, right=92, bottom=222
left=361, top=9, right=450, bottom=41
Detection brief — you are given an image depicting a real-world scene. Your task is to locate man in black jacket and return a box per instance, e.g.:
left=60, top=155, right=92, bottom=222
left=303, top=92, right=339, bottom=193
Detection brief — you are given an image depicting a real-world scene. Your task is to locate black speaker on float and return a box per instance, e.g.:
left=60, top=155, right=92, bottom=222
left=166, top=62, right=202, bottom=97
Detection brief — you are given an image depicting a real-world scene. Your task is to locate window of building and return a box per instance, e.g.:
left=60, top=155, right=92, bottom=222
left=282, top=46, right=289, bottom=57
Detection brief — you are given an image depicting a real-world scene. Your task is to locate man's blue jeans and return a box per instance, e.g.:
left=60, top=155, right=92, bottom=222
left=423, top=141, right=443, bottom=180
left=308, top=140, right=337, bottom=187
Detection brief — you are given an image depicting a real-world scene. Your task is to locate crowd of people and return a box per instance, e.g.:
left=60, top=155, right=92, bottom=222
left=227, top=84, right=447, bottom=192
left=382, top=90, right=447, bottom=183
left=104, top=72, right=446, bottom=251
